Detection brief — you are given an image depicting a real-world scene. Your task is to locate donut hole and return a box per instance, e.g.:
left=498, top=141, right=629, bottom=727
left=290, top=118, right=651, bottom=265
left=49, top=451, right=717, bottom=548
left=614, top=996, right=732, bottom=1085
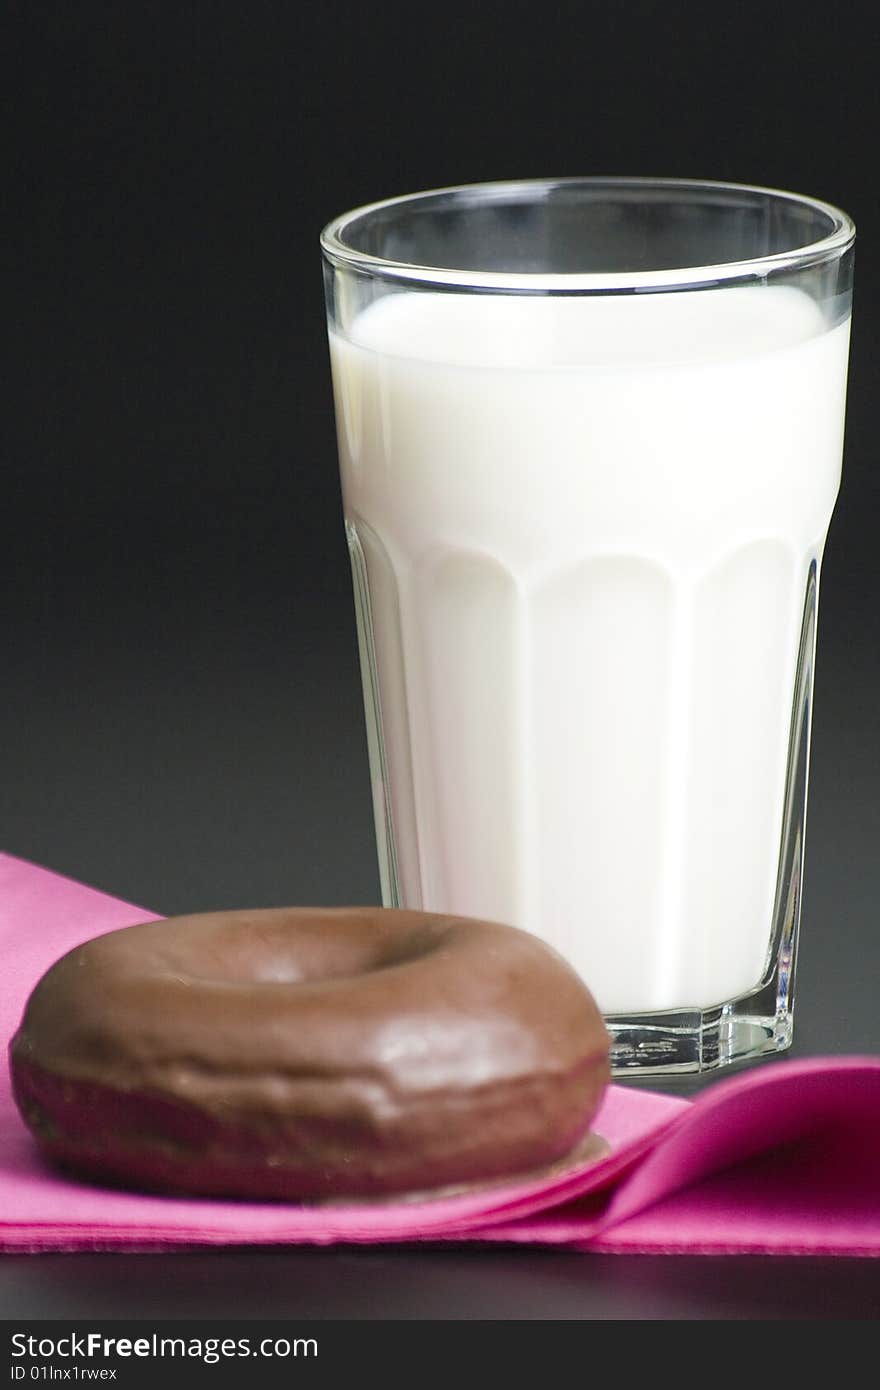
left=151, top=913, right=447, bottom=988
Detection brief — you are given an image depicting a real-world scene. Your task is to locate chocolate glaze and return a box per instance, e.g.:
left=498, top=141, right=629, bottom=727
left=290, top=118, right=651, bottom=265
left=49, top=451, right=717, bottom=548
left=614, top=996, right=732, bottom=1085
left=9, top=908, right=610, bottom=1200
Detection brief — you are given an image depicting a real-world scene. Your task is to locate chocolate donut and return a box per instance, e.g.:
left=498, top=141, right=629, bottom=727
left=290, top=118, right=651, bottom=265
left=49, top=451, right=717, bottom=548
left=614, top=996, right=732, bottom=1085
left=10, top=908, right=609, bottom=1200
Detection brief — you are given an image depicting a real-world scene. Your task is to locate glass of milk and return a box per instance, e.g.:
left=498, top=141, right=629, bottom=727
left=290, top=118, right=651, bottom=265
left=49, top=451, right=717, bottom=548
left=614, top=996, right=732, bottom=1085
left=321, top=179, right=854, bottom=1073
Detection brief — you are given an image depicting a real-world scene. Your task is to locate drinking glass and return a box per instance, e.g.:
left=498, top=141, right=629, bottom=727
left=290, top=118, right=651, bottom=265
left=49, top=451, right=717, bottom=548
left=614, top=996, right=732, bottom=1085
left=321, top=178, right=854, bottom=1073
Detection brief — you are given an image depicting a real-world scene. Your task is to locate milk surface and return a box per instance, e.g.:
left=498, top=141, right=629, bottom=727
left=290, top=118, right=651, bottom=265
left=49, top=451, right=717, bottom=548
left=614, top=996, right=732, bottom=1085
left=330, top=288, right=849, bottom=1013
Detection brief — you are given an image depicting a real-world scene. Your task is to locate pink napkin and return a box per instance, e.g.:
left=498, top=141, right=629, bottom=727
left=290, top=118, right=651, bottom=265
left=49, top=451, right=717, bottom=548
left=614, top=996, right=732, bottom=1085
left=2, top=851, right=879, bottom=1256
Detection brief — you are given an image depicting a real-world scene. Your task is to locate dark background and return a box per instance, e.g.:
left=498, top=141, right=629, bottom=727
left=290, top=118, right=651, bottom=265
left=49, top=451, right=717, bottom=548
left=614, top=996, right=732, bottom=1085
left=3, top=1, right=880, bottom=1319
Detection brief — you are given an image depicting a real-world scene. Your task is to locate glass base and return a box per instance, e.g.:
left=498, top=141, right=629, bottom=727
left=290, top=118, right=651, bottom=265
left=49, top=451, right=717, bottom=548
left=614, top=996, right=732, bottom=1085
left=347, top=489, right=821, bottom=1082
left=606, top=982, right=794, bottom=1076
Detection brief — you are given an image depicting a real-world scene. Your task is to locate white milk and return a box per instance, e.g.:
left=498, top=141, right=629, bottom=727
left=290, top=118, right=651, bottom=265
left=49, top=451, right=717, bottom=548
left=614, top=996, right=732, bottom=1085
left=329, top=288, right=849, bottom=1014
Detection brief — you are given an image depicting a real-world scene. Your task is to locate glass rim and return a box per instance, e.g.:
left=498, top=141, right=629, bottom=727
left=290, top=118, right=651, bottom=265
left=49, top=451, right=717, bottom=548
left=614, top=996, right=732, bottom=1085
left=320, top=176, right=856, bottom=293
